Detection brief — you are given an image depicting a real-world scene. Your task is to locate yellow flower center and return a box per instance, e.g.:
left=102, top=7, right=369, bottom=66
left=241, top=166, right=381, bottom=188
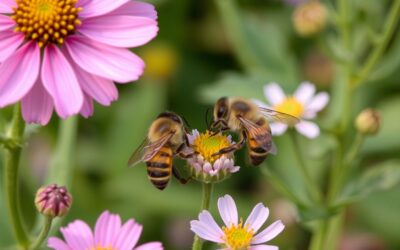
left=11, top=0, right=82, bottom=47
left=192, top=131, right=231, bottom=164
left=274, top=97, right=304, bottom=118
left=89, top=246, right=114, bottom=250
left=222, top=219, right=254, bottom=250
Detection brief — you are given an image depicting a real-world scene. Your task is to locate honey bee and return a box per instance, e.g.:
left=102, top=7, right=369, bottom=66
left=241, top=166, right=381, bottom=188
left=211, top=97, right=299, bottom=165
left=128, top=111, right=194, bottom=190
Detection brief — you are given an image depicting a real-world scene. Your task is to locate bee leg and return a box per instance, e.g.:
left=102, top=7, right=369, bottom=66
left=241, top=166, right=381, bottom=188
left=176, top=143, right=196, bottom=159
left=172, top=165, right=190, bottom=184
left=212, top=131, right=247, bottom=156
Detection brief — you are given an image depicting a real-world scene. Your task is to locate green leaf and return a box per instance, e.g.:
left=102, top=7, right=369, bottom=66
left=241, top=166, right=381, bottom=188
left=298, top=205, right=340, bottom=223
left=338, top=160, right=400, bottom=204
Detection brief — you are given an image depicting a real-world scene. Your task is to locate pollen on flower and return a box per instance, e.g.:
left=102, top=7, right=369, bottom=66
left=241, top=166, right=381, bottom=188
left=274, top=97, right=304, bottom=118
left=191, top=131, right=231, bottom=164
left=222, top=218, right=254, bottom=250
left=11, top=0, right=82, bottom=47
left=90, top=246, right=114, bottom=250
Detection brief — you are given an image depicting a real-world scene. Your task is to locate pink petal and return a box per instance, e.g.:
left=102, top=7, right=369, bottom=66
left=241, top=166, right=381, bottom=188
left=21, top=79, right=53, bottom=125
left=41, top=44, right=84, bottom=118
left=65, top=35, right=145, bottom=83
left=0, top=41, right=40, bottom=107
left=217, top=195, right=238, bottom=227
left=107, top=1, right=157, bottom=20
left=198, top=211, right=224, bottom=238
left=251, top=220, right=285, bottom=245
left=79, top=0, right=130, bottom=19
left=294, top=81, right=315, bottom=104
left=113, top=219, right=142, bottom=249
left=245, top=203, right=269, bottom=232
left=47, top=237, right=72, bottom=250
left=0, top=14, right=14, bottom=31
left=0, top=0, right=16, bottom=13
left=0, top=30, right=24, bottom=62
left=263, top=83, right=285, bottom=105
left=134, top=242, right=163, bottom=250
left=295, top=120, right=320, bottom=139
left=190, top=220, right=224, bottom=243
left=250, top=245, right=278, bottom=250
left=65, top=49, right=118, bottom=106
left=80, top=95, right=94, bottom=118
left=60, top=220, right=94, bottom=250
left=79, top=16, right=158, bottom=48
left=305, top=92, right=329, bottom=113
left=270, top=123, right=288, bottom=136
left=94, top=211, right=122, bottom=247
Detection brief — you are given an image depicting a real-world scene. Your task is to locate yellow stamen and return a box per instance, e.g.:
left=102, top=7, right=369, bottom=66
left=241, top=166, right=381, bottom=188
left=274, top=96, right=304, bottom=118
left=192, top=131, right=231, bottom=164
left=222, top=218, right=254, bottom=250
left=89, top=246, right=114, bottom=250
left=12, top=0, right=82, bottom=47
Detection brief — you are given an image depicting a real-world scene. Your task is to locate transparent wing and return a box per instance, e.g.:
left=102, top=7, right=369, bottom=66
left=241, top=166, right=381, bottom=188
left=237, top=117, right=274, bottom=153
left=128, top=132, right=174, bottom=167
left=258, top=107, right=300, bottom=126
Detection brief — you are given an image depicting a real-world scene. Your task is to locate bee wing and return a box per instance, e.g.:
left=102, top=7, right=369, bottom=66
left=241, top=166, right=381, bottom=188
left=128, top=132, right=174, bottom=167
left=258, top=107, right=300, bottom=126
left=237, top=116, right=274, bottom=153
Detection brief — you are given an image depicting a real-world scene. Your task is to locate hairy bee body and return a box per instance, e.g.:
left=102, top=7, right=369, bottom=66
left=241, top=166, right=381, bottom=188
left=146, top=146, right=173, bottom=190
left=245, top=117, right=271, bottom=165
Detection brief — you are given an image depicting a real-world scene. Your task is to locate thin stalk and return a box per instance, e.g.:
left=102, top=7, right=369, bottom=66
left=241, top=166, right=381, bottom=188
left=308, top=220, right=328, bottom=250
left=29, top=216, right=53, bottom=250
left=345, top=132, right=364, bottom=165
left=4, top=104, right=30, bottom=249
left=289, top=131, right=322, bottom=203
left=353, top=0, right=400, bottom=87
left=192, top=183, right=213, bottom=250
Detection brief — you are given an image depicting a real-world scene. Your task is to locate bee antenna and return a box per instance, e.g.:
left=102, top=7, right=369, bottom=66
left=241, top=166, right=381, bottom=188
left=182, top=116, right=191, bottom=128
left=205, top=108, right=212, bottom=130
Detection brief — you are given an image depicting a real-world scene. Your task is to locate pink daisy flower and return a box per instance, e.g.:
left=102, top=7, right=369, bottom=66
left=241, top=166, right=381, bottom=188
left=0, top=0, right=158, bottom=125
left=253, top=82, right=329, bottom=139
left=48, top=210, right=163, bottom=250
left=190, top=194, right=285, bottom=250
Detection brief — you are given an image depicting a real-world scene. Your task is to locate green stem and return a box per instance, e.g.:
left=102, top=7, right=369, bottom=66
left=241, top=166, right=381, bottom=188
left=4, top=104, right=30, bottom=249
left=308, top=220, right=328, bottom=250
left=345, top=132, right=365, bottom=165
left=29, top=217, right=53, bottom=250
left=192, top=183, right=214, bottom=250
left=353, top=0, right=400, bottom=87
left=289, top=131, right=322, bottom=203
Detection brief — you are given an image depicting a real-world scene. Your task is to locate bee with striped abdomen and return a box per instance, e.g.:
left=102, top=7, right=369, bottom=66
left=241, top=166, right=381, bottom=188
left=128, top=111, right=194, bottom=190
left=211, top=97, right=299, bottom=166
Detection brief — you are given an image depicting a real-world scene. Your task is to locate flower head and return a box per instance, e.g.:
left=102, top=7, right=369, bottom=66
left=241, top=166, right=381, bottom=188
left=35, top=184, right=72, bottom=218
left=292, top=1, right=328, bottom=37
left=355, top=108, right=380, bottom=135
left=190, top=194, right=285, bottom=250
left=48, top=211, right=163, bottom=250
left=0, top=0, right=158, bottom=125
left=254, top=82, right=329, bottom=139
left=187, top=130, right=240, bottom=183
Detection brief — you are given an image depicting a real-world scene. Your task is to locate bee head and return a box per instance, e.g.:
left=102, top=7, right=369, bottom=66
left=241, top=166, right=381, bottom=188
left=157, top=111, right=182, bottom=124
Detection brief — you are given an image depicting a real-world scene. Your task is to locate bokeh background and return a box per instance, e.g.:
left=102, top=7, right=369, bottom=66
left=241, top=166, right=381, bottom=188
left=1, top=0, right=400, bottom=249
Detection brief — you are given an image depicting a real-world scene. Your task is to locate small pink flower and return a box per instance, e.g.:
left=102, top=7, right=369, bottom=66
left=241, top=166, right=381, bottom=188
left=48, top=211, right=163, bottom=250
left=0, top=0, right=158, bottom=125
left=254, top=82, right=329, bottom=139
left=191, top=194, right=285, bottom=250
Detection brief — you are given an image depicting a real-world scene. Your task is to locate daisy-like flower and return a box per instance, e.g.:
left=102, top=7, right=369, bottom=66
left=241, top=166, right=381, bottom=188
left=48, top=210, right=163, bottom=250
left=0, top=0, right=158, bottom=125
left=254, top=82, right=329, bottom=139
left=187, top=130, right=240, bottom=183
left=190, top=194, right=285, bottom=250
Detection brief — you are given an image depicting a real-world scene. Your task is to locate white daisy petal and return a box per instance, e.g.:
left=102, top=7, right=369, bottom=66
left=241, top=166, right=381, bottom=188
left=190, top=221, right=224, bottom=243
left=294, top=81, right=315, bottom=104
left=263, top=83, right=285, bottom=105
left=252, top=99, right=270, bottom=109
left=295, top=120, right=320, bottom=138
left=249, top=245, right=279, bottom=250
left=198, top=211, right=224, bottom=238
left=218, top=195, right=238, bottom=226
left=270, top=123, right=288, bottom=136
left=245, top=203, right=269, bottom=232
left=251, top=220, right=285, bottom=244
left=305, top=92, right=329, bottom=113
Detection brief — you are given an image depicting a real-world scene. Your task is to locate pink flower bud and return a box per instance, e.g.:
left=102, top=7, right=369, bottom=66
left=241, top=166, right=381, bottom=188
left=35, top=184, right=72, bottom=218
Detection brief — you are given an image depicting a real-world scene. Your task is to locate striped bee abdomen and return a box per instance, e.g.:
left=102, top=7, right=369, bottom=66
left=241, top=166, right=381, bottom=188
left=246, top=130, right=270, bottom=166
left=146, top=147, right=173, bottom=190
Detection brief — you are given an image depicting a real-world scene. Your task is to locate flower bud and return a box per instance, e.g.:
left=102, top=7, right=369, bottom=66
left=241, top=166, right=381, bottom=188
left=35, top=184, right=72, bottom=218
left=355, top=109, right=380, bottom=135
left=292, top=1, right=328, bottom=37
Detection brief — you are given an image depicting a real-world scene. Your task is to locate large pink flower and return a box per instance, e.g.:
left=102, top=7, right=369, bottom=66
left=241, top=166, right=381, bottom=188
left=48, top=211, right=163, bottom=250
left=0, top=0, right=158, bottom=125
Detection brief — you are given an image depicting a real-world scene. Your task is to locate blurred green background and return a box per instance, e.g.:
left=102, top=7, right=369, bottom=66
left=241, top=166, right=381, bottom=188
left=1, top=0, right=400, bottom=249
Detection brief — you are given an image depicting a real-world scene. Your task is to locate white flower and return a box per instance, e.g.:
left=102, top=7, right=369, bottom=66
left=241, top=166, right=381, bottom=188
left=190, top=194, right=285, bottom=250
left=254, top=82, right=329, bottom=139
